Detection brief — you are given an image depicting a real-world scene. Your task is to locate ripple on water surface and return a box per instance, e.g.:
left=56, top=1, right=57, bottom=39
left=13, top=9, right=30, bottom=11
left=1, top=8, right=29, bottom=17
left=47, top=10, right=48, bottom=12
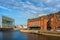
left=0, top=30, right=60, bottom=40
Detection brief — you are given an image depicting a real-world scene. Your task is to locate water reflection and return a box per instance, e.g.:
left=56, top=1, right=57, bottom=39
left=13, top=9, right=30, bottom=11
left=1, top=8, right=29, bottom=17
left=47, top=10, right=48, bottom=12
left=0, top=31, right=60, bottom=40
left=2, top=31, right=13, bottom=40
left=0, top=32, right=3, bottom=40
left=27, top=33, right=60, bottom=40
left=2, top=31, right=27, bottom=40
left=27, top=34, right=47, bottom=40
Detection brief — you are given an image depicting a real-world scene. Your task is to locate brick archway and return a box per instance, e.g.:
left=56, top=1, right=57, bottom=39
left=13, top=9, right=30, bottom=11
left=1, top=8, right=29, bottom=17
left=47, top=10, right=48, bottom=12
left=47, top=20, right=52, bottom=30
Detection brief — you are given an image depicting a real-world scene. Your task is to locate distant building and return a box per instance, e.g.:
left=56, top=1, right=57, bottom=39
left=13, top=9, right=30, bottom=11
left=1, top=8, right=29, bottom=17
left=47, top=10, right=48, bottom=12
left=23, top=25, right=27, bottom=30
left=17, top=25, right=23, bottom=29
left=28, top=12, right=60, bottom=31
left=0, top=16, right=14, bottom=28
left=17, top=25, right=27, bottom=30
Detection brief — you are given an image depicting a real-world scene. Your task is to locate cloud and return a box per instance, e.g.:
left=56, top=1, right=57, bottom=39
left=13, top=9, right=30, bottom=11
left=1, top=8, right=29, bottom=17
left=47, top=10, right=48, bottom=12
left=45, top=0, right=53, bottom=3
left=56, top=4, right=60, bottom=8
left=0, top=6, right=12, bottom=11
left=0, top=6, right=8, bottom=10
left=38, top=14, right=47, bottom=17
left=0, top=0, right=60, bottom=19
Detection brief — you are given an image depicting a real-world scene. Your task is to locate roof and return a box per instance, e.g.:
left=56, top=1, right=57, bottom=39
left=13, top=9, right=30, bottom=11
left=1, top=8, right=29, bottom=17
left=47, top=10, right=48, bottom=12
left=2, top=16, right=14, bottom=22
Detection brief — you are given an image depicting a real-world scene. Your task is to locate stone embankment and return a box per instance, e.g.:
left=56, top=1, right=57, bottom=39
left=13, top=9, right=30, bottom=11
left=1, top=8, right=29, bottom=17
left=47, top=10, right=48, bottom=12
left=20, top=30, right=60, bottom=37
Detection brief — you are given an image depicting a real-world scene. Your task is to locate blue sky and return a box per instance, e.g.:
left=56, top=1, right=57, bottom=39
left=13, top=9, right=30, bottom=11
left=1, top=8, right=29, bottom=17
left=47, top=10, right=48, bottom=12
left=0, top=0, right=60, bottom=25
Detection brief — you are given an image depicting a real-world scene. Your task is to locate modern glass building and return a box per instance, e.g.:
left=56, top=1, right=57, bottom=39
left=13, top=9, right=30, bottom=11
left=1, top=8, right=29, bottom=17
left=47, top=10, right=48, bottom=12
left=0, top=16, right=14, bottom=28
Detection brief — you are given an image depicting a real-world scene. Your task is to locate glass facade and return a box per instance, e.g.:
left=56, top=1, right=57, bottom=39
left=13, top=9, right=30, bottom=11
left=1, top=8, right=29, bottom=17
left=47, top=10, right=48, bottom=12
left=0, top=16, right=14, bottom=28
left=0, top=15, right=2, bottom=28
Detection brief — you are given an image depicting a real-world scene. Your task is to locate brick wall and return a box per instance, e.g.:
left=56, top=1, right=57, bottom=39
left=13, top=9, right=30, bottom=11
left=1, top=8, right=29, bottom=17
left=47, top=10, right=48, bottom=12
left=28, top=12, right=60, bottom=31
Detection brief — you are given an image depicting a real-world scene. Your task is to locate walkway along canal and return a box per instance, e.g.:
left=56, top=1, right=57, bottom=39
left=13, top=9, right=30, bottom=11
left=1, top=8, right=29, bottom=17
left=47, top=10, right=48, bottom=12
left=0, top=30, right=60, bottom=40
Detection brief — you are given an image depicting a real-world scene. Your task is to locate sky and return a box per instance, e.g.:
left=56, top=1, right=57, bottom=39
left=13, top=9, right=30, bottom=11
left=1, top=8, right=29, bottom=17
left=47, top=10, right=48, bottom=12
left=0, top=0, right=60, bottom=25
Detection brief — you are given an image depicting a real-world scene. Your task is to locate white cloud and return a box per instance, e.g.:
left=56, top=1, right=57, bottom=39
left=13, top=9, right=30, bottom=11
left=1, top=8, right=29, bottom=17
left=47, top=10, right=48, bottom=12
left=0, top=6, right=12, bottom=11
left=35, top=14, right=47, bottom=18
left=45, top=0, right=55, bottom=3
left=38, top=14, right=47, bottom=16
left=45, top=0, right=53, bottom=3
left=0, top=6, right=8, bottom=10
left=56, top=4, right=60, bottom=8
left=0, top=0, right=60, bottom=18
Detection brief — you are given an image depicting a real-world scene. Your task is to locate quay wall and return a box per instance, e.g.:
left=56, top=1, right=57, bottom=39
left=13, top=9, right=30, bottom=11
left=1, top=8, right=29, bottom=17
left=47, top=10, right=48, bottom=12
left=20, top=30, right=60, bottom=37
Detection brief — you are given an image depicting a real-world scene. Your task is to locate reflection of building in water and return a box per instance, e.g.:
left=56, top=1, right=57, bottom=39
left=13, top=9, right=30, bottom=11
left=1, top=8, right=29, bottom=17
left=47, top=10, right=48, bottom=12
left=3, top=32, right=13, bottom=40
left=27, top=34, right=47, bottom=40
left=27, top=33, right=60, bottom=40
left=0, top=16, right=14, bottom=28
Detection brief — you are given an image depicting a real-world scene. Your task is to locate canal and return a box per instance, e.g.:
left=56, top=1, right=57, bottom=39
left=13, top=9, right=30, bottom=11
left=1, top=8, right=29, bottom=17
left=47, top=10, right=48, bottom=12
left=0, top=30, right=60, bottom=40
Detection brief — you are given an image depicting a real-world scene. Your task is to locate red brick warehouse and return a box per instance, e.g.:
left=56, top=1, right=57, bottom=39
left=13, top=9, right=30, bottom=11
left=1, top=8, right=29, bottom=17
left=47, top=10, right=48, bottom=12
left=28, top=12, right=60, bottom=31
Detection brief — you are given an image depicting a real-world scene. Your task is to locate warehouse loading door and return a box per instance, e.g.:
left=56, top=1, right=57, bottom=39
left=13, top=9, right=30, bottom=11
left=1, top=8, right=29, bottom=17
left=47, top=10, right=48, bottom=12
left=47, top=21, right=52, bottom=30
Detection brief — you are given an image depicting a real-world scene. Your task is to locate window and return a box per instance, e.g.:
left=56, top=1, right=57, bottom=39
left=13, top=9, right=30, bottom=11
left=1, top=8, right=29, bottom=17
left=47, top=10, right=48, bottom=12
left=6, top=21, right=12, bottom=24
left=58, top=21, right=60, bottom=25
left=57, top=15, right=60, bottom=20
left=58, top=26, right=60, bottom=28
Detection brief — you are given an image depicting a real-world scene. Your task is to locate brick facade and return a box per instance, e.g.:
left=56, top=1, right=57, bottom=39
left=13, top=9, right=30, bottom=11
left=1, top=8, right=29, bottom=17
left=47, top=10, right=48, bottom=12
left=28, top=12, right=60, bottom=31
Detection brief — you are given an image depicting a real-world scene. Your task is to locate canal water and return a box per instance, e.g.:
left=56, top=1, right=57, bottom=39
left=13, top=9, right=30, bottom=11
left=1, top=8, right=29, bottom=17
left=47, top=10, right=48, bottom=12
left=0, top=30, right=60, bottom=40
